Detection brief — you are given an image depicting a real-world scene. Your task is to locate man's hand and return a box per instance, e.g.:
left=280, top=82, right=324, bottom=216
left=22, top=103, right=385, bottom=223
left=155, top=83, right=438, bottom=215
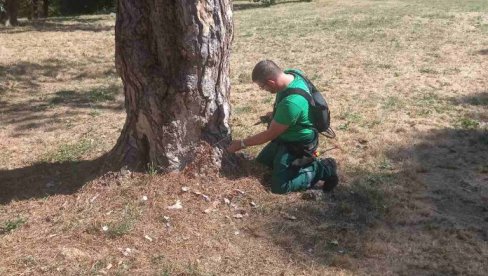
left=226, top=120, right=289, bottom=153
left=227, top=140, right=242, bottom=153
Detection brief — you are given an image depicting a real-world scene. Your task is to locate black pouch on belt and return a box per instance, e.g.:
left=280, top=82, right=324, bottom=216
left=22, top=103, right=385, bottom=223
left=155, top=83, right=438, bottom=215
left=277, top=131, right=319, bottom=169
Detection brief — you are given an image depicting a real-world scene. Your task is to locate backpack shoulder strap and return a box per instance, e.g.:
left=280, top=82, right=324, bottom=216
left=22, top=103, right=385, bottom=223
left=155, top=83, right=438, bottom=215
left=278, top=88, right=315, bottom=106
left=286, top=69, right=319, bottom=93
left=273, top=88, right=313, bottom=118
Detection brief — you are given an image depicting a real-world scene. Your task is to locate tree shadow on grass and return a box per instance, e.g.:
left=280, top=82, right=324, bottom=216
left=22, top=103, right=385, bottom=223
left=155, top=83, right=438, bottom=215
left=256, top=126, right=487, bottom=274
left=478, top=49, right=488, bottom=55
left=252, top=167, right=397, bottom=270
left=0, top=59, right=118, bottom=94
left=0, top=154, right=109, bottom=205
left=452, top=91, right=488, bottom=106
left=1, top=85, right=124, bottom=134
left=253, top=83, right=488, bottom=276
left=389, top=127, right=487, bottom=275
left=233, top=0, right=312, bottom=11
left=47, top=16, right=110, bottom=24
left=220, top=151, right=273, bottom=190
left=1, top=59, right=123, bottom=134
left=0, top=18, right=113, bottom=34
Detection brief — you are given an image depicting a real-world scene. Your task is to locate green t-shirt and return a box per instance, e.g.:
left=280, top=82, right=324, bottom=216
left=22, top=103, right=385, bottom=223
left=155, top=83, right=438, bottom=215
left=273, top=69, right=314, bottom=142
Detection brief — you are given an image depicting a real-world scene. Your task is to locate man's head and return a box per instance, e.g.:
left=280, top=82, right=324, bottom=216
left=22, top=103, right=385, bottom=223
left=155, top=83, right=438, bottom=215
left=252, top=60, right=284, bottom=93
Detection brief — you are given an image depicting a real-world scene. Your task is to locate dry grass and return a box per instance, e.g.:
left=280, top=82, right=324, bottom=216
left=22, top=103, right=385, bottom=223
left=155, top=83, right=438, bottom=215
left=1, top=0, right=487, bottom=275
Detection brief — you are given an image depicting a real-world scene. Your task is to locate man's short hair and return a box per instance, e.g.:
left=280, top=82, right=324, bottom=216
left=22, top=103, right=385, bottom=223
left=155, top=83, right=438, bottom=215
left=252, top=60, right=282, bottom=84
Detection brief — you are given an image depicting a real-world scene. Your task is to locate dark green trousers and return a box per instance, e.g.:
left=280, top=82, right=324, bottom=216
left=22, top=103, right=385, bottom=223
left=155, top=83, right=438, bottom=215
left=256, top=140, right=332, bottom=194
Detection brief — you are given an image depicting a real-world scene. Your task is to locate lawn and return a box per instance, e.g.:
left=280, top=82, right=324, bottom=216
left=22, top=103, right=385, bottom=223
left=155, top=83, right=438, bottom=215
left=0, top=0, right=487, bottom=275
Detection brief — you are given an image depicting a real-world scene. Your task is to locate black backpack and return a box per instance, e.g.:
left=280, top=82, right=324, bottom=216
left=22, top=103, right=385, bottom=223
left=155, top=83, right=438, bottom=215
left=277, top=69, right=335, bottom=138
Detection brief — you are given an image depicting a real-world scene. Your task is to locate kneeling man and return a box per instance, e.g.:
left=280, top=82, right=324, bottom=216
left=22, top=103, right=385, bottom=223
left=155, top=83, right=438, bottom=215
left=227, top=60, right=338, bottom=194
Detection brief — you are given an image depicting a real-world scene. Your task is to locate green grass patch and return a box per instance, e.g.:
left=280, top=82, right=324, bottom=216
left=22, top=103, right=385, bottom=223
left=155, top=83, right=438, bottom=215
left=340, top=111, right=362, bottom=123
left=458, top=118, right=480, bottom=129
left=43, top=139, right=94, bottom=162
left=49, top=85, right=118, bottom=106
left=234, top=106, right=254, bottom=115
left=382, top=96, right=402, bottom=110
left=378, top=158, right=394, bottom=170
left=105, top=204, right=140, bottom=238
left=87, top=86, right=117, bottom=102
left=337, top=122, right=350, bottom=131
left=337, top=111, right=362, bottom=131
left=261, top=96, right=273, bottom=104
left=49, top=90, right=77, bottom=105
left=377, top=63, right=393, bottom=70
left=237, top=72, right=250, bottom=84
left=442, top=67, right=461, bottom=75
left=89, top=108, right=102, bottom=117
left=421, top=12, right=455, bottom=20
left=414, top=91, right=450, bottom=116
left=419, top=67, right=439, bottom=74
left=0, top=217, right=26, bottom=234
left=147, top=162, right=159, bottom=176
left=350, top=173, right=391, bottom=216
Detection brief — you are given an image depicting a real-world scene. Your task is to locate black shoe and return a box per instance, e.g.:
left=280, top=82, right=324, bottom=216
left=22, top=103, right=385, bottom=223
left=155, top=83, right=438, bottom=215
left=320, top=158, right=338, bottom=192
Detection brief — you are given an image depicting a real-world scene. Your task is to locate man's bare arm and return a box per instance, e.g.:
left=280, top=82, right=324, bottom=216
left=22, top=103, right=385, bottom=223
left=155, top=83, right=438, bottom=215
left=227, top=120, right=288, bottom=153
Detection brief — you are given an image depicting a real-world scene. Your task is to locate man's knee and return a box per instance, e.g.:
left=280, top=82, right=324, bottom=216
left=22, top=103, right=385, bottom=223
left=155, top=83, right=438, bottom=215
left=270, top=176, right=289, bottom=194
left=271, top=184, right=288, bottom=194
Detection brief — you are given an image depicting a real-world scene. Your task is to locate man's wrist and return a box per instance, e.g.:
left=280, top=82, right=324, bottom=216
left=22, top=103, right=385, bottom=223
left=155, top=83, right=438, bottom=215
left=240, top=139, right=247, bottom=149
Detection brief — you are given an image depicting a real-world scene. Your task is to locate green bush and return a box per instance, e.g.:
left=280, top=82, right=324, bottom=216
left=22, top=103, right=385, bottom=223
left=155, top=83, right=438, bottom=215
left=57, top=0, right=115, bottom=15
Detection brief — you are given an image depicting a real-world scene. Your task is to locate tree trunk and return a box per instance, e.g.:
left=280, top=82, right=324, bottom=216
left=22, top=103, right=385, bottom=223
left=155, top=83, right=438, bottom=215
left=5, top=0, right=19, bottom=26
left=0, top=9, right=6, bottom=24
left=31, top=0, right=39, bottom=19
left=109, top=0, right=234, bottom=172
left=42, top=0, right=48, bottom=18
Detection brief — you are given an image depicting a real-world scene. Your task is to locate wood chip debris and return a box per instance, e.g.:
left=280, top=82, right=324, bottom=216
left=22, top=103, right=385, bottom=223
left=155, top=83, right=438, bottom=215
left=201, top=194, right=210, bottom=201
left=203, top=208, right=212, bottom=214
left=144, top=235, right=153, bottom=242
left=90, top=194, right=99, bottom=203
left=281, top=212, right=297, bottom=220
left=122, top=248, right=132, bottom=256
left=181, top=186, right=190, bottom=192
left=234, top=189, right=245, bottom=195
left=192, top=191, right=211, bottom=201
left=167, top=200, right=183, bottom=209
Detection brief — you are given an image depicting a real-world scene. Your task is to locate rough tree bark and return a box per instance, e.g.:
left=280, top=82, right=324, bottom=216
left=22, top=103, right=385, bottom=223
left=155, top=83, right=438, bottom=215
left=31, top=0, right=39, bottom=19
left=4, top=0, right=19, bottom=26
left=109, top=0, right=234, bottom=172
left=42, top=0, right=48, bottom=18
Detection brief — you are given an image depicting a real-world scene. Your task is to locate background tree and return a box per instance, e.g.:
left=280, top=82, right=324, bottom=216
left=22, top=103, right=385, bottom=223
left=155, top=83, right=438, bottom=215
left=41, top=0, right=47, bottom=17
left=109, top=0, right=234, bottom=172
left=30, top=0, right=38, bottom=19
left=0, top=2, right=6, bottom=23
left=58, top=0, right=115, bottom=15
left=2, top=0, right=19, bottom=26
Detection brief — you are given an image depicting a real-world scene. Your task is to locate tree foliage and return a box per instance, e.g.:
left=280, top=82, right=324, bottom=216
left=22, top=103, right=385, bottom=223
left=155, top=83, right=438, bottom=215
left=56, top=0, right=115, bottom=15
